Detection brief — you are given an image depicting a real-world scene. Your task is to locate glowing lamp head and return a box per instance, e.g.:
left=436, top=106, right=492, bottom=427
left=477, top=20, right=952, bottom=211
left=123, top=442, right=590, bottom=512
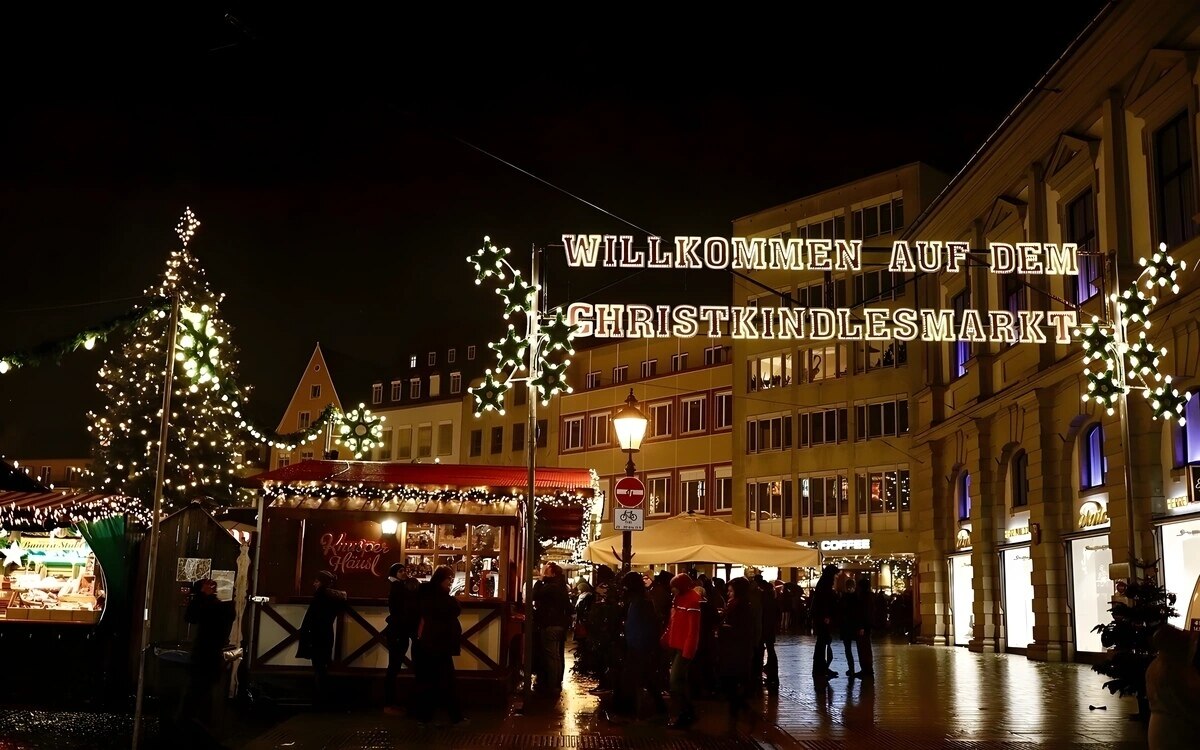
left=612, top=389, right=649, bottom=453
left=380, top=518, right=399, bottom=536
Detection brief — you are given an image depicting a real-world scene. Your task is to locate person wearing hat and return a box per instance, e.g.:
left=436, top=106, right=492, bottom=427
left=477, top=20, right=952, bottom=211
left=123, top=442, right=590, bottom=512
left=383, top=562, right=421, bottom=715
left=179, top=577, right=234, bottom=733
left=297, top=570, right=346, bottom=706
left=661, top=573, right=702, bottom=729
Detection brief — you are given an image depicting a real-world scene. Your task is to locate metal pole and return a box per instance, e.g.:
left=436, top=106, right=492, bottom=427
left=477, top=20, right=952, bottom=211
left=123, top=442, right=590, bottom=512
left=1109, top=253, right=1139, bottom=567
left=132, top=292, right=180, bottom=750
left=621, top=453, right=635, bottom=574
left=521, top=244, right=540, bottom=700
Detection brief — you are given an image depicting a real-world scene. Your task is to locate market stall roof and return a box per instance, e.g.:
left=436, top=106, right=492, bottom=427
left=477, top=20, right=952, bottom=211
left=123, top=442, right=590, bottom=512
left=585, top=513, right=822, bottom=568
left=247, top=460, right=597, bottom=494
left=0, top=489, right=150, bottom=530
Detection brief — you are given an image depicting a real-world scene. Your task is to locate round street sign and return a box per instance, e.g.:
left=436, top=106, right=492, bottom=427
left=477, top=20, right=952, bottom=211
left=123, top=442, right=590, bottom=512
left=614, top=476, right=646, bottom=508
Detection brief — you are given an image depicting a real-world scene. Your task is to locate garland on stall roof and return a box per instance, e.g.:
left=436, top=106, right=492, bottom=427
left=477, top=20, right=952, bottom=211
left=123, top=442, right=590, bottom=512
left=0, top=298, right=171, bottom=375
left=261, top=481, right=594, bottom=508
left=0, top=494, right=153, bottom=531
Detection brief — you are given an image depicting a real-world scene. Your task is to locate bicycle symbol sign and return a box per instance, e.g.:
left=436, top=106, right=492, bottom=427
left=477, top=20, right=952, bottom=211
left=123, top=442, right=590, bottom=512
left=614, top=506, right=644, bottom=531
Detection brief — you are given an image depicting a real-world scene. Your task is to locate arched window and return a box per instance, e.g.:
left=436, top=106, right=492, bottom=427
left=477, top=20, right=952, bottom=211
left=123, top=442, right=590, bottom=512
left=958, top=471, right=972, bottom=520
left=1012, top=451, right=1029, bottom=507
left=1173, top=393, right=1200, bottom=467
left=1080, top=424, right=1106, bottom=491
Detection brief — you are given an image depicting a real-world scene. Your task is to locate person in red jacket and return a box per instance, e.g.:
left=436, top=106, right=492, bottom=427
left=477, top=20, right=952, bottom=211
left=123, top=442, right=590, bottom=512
left=661, top=573, right=702, bottom=729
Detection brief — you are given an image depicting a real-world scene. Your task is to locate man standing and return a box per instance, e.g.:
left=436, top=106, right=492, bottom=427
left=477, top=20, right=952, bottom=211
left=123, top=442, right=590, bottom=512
left=384, top=563, right=420, bottom=715
left=661, top=573, right=701, bottom=729
left=180, top=578, right=234, bottom=735
left=532, top=562, right=572, bottom=693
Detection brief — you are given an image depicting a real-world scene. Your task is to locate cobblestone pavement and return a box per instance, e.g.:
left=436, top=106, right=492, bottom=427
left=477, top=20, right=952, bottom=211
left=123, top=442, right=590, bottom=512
left=0, top=635, right=1149, bottom=749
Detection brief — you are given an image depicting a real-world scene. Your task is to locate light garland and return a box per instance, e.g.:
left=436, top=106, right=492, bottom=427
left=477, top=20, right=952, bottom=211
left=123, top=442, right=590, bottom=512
left=1077, top=242, right=1192, bottom=424
left=262, top=481, right=593, bottom=509
left=0, top=299, right=171, bottom=375
left=0, top=493, right=153, bottom=532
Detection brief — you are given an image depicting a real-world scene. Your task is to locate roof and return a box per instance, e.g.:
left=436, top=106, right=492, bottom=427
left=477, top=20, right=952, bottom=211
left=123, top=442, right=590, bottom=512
left=248, top=460, right=596, bottom=494
left=0, top=489, right=150, bottom=529
left=0, top=458, right=50, bottom=492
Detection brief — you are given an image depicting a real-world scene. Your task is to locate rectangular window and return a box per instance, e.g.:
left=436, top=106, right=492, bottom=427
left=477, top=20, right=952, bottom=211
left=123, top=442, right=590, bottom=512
left=417, top=425, right=432, bottom=458
left=467, top=345, right=476, bottom=360
left=715, top=391, right=733, bottom=430
left=647, top=474, right=672, bottom=516
left=490, top=426, right=503, bottom=454
left=536, top=419, right=548, bottom=448
left=799, top=406, right=848, bottom=446
left=851, top=198, right=904, bottom=240
left=410, top=355, right=417, bottom=368
left=277, top=455, right=290, bottom=468
left=450, top=372, right=461, bottom=394
left=1155, top=112, right=1197, bottom=248
left=859, top=339, right=908, bottom=372
left=1003, top=272, right=1027, bottom=337
left=515, top=381, right=528, bottom=407
left=310, top=384, right=321, bottom=399
left=429, top=374, right=441, bottom=398
left=854, top=398, right=909, bottom=440
left=746, top=414, right=792, bottom=453
left=562, top=416, right=584, bottom=451
left=854, top=269, right=901, bottom=303
left=799, top=344, right=847, bottom=382
left=641, top=359, right=658, bottom=378
left=950, top=290, right=970, bottom=378
left=512, top=422, right=525, bottom=452
left=650, top=402, right=672, bottom=438
left=747, top=351, right=793, bottom=391
left=672, top=353, right=688, bottom=372
left=586, top=371, right=601, bottom=389
left=300, top=451, right=314, bottom=462
left=855, top=468, right=911, bottom=514
left=589, top=413, right=610, bottom=447
left=680, top=469, right=706, bottom=514
left=437, top=423, right=453, bottom=456
left=297, top=411, right=311, bottom=430
left=803, top=475, right=847, bottom=518
left=398, top=427, right=413, bottom=459
left=469, top=429, right=482, bottom=457
left=38, top=466, right=51, bottom=483
left=448, top=348, right=456, bottom=364
left=409, top=378, right=421, bottom=400
left=428, top=352, right=436, bottom=367
left=681, top=395, right=706, bottom=434
left=713, top=467, right=733, bottom=512
left=613, top=365, right=629, bottom=384
left=748, top=479, right=792, bottom=526
left=391, top=380, right=402, bottom=401
left=374, top=430, right=391, bottom=459
left=372, top=383, right=383, bottom=404
left=704, top=346, right=729, bottom=365
left=1068, top=189, right=1101, bottom=303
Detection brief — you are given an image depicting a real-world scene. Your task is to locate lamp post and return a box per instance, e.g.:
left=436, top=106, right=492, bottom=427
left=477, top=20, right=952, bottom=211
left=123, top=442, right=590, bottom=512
left=612, top=389, right=648, bottom=574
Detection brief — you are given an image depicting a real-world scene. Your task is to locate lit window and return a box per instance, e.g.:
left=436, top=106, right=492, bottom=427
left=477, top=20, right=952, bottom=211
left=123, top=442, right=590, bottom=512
left=747, top=351, right=792, bottom=392
left=1081, top=423, right=1106, bottom=490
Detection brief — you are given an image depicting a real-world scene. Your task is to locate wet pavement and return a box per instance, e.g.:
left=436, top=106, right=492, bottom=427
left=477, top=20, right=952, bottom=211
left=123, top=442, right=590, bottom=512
left=0, top=635, right=1149, bottom=749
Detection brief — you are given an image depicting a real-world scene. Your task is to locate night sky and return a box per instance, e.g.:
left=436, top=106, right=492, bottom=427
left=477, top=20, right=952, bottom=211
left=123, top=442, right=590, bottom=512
left=1, top=4, right=1108, bottom=457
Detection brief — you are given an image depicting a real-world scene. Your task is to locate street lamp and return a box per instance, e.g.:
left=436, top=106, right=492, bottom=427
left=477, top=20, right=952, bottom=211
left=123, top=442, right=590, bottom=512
left=612, top=389, right=648, bottom=573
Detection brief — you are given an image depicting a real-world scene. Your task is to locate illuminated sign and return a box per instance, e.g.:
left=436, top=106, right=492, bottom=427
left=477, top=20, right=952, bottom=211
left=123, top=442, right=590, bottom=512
left=1004, top=526, right=1031, bottom=540
left=1167, top=495, right=1193, bottom=510
left=818, top=538, right=871, bottom=552
left=1078, top=500, right=1110, bottom=529
left=955, top=528, right=972, bottom=550
left=319, top=533, right=391, bottom=577
left=562, top=236, right=1080, bottom=343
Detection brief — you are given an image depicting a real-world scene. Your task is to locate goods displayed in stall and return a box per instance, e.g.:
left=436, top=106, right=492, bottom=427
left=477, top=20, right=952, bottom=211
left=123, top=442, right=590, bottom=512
left=1, top=532, right=105, bottom=623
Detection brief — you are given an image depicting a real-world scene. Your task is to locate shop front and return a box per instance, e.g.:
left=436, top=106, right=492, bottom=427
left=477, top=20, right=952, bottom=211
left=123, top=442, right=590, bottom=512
left=1155, top=479, right=1200, bottom=630
left=1065, top=497, right=1112, bottom=657
left=999, top=515, right=1034, bottom=652
left=246, top=461, right=596, bottom=699
left=949, top=527, right=973, bottom=647
left=2, top=529, right=105, bottom=624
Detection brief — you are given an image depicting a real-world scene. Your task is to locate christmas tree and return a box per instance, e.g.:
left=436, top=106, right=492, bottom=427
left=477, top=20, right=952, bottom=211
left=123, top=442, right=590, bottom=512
left=1092, top=558, right=1178, bottom=719
left=87, top=209, right=252, bottom=509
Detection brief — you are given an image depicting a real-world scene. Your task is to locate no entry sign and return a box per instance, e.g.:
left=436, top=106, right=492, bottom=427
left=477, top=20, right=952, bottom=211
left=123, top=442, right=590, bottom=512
left=614, top=476, right=645, bottom=508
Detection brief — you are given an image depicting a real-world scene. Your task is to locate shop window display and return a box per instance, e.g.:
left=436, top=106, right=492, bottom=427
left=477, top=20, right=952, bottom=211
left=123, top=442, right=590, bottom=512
left=1159, top=517, right=1200, bottom=630
left=401, top=522, right=502, bottom=599
left=1, top=530, right=106, bottom=624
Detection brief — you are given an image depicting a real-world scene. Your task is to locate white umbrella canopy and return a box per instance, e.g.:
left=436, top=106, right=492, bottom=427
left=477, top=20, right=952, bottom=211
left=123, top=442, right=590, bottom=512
left=585, top=513, right=821, bottom=568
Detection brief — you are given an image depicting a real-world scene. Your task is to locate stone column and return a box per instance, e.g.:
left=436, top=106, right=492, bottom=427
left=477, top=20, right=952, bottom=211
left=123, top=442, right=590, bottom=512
left=1107, top=399, right=1163, bottom=570
left=968, top=417, right=1002, bottom=653
left=914, top=440, right=949, bottom=645
left=1026, top=387, right=1070, bottom=662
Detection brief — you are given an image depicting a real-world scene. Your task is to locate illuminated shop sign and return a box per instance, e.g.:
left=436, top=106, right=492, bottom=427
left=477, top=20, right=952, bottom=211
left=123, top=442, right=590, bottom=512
left=955, top=528, right=972, bottom=550
left=1078, top=500, right=1110, bottom=529
left=1004, top=526, right=1031, bottom=540
left=818, top=538, right=871, bottom=552
left=562, top=236, right=1080, bottom=343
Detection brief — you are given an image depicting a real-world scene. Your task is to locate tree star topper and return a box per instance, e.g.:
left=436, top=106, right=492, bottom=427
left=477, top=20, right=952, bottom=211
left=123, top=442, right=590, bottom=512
left=336, top=403, right=385, bottom=459
left=540, top=309, right=579, bottom=354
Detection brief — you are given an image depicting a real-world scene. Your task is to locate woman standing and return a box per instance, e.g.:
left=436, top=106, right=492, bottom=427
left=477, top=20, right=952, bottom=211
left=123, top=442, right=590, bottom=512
left=717, top=577, right=757, bottom=732
left=296, top=570, right=346, bottom=706
left=413, top=565, right=466, bottom=727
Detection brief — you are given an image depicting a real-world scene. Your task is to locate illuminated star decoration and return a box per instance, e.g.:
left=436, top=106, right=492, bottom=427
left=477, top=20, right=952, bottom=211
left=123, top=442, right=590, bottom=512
left=498, top=273, right=537, bottom=318
left=1075, top=318, right=1115, bottom=364
left=176, top=206, right=201, bottom=247
left=539, top=309, right=579, bottom=355
left=532, top=359, right=572, bottom=404
left=2, top=542, right=26, bottom=568
left=490, top=325, right=527, bottom=371
left=176, top=306, right=224, bottom=391
left=1140, top=243, right=1187, bottom=295
left=468, top=236, right=511, bottom=285
left=336, top=403, right=385, bottom=459
left=1124, top=332, right=1165, bottom=378
left=1083, top=366, right=1124, bottom=415
left=469, top=369, right=511, bottom=415
left=1117, top=287, right=1156, bottom=327
left=1147, top=378, right=1191, bottom=424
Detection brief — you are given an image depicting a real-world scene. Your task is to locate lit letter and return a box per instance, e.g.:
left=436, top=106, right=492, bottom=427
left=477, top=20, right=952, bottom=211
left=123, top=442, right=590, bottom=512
left=595, top=304, right=625, bottom=338
left=809, top=308, right=836, bottom=339
left=836, top=309, right=864, bottom=339
left=655, top=305, right=671, bottom=337
left=731, top=237, right=766, bottom=270
left=647, top=236, right=672, bottom=268
left=698, top=306, right=730, bottom=336
left=620, top=235, right=645, bottom=267
left=1045, top=243, right=1079, bottom=275
left=672, top=305, right=699, bottom=338
left=759, top=307, right=776, bottom=339
left=960, top=309, right=988, bottom=342
left=768, top=238, right=805, bottom=270
left=627, top=304, right=654, bottom=338
left=731, top=306, right=761, bottom=339
left=1046, top=310, right=1077, bottom=343
left=914, top=241, right=943, bottom=272
left=1017, top=243, right=1043, bottom=274
left=809, top=239, right=833, bottom=270
left=561, top=234, right=602, bottom=267
left=889, top=241, right=916, bottom=273
left=834, top=240, right=862, bottom=271
left=892, top=308, right=919, bottom=340
left=946, top=241, right=969, bottom=273
left=1017, top=310, right=1047, bottom=343
left=701, top=236, right=728, bottom=268
left=920, top=309, right=955, bottom=342
left=777, top=307, right=803, bottom=339
left=675, top=236, right=703, bottom=268
left=986, top=310, right=1016, bottom=344
left=863, top=308, right=891, bottom=339
left=991, top=243, right=1016, bottom=273
left=565, top=302, right=594, bottom=337
left=601, top=235, right=622, bottom=268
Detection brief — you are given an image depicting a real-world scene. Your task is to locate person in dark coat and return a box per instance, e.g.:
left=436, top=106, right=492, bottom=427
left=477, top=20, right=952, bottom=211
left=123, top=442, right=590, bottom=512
left=532, top=562, right=573, bottom=693
left=296, top=570, right=346, bottom=706
left=620, top=572, right=668, bottom=719
left=810, top=565, right=838, bottom=679
left=412, top=565, right=465, bottom=726
left=837, top=577, right=864, bottom=677
left=718, top=577, right=757, bottom=731
left=179, top=577, right=234, bottom=732
left=757, top=578, right=780, bottom=692
left=384, top=562, right=421, bottom=714
left=854, top=576, right=875, bottom=678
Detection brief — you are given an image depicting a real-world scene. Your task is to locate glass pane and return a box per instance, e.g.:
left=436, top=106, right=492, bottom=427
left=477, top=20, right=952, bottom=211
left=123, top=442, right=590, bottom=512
left=405, top=524, right=436, bottom=551
left=879, top=202, right=892, bottom=234
left=437, top=524, right=470, bottom=552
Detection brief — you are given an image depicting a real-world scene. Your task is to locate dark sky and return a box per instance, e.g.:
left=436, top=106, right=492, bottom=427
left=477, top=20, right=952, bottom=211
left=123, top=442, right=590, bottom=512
left=0, top=3, right=1109, bottom=456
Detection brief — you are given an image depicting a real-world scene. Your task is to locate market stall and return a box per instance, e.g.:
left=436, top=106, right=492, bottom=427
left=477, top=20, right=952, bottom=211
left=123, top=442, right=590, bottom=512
left=585, top=512, right=821, bottom=568
left=245, top=460, right=596, bottom=694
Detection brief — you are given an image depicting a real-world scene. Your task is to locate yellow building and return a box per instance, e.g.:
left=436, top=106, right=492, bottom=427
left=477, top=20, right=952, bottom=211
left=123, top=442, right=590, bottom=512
left=730, top=163, right=948, bottom=581
left=5, top=457, right=89, bottom=489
